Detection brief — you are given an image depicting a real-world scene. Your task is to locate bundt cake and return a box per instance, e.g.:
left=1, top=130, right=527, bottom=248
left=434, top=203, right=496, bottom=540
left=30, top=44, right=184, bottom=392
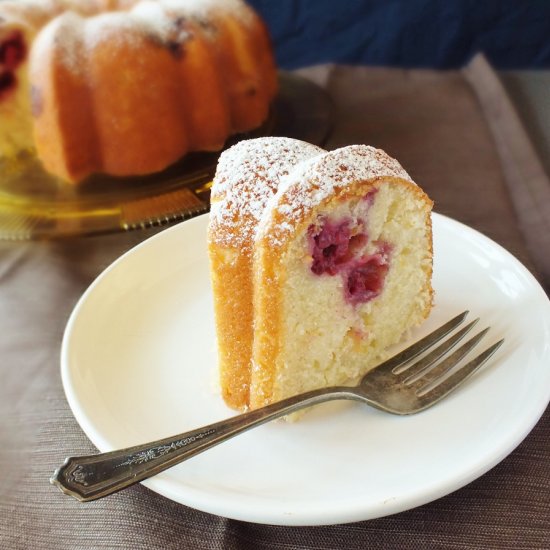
left=0, top=0, right=277, bottom=183
left=208, top=137, right=434, bottom=412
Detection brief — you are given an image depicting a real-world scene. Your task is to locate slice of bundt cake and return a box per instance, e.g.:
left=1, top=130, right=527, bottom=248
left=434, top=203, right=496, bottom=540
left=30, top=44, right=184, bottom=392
left=208, top=138, right=434, bottom=412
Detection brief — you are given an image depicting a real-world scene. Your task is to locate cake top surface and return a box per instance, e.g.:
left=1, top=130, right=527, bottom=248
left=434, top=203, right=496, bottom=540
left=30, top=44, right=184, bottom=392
left=0, top=0, right=252, bottom=17
left=21, top=0, right=257, bottom=78
left=153, top=0, right=254, bottom=19
left=256, top=144, right=415, bottom=247
left=2, top=0, right=256, bottom=58
left=209, top=138, right=419, bottom=251
left=128, top=0, right=257, bottom=34
left=209, top=137, right=324, bottom=251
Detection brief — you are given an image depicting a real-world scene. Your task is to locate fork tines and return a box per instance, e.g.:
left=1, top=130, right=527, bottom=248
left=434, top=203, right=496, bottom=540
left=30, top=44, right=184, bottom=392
left=376, top=311, right=504, bottom=399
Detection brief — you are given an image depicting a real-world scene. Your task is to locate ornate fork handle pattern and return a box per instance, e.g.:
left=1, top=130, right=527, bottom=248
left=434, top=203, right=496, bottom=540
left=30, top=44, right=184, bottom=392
left=51, top=386, right=360, bottom=501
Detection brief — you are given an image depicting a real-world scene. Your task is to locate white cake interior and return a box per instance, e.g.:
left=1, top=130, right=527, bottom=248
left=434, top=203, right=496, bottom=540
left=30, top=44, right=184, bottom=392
left=273, top=181, right=432, bottom=401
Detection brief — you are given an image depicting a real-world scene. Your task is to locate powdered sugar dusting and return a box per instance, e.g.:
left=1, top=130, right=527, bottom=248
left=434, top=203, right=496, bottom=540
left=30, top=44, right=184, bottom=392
left=28, top=0, right=257, bottom=70
left=30, top=12, right=85, bottom=75
left=208, top=137, right=324, bottom=251
left=156, top=0, right=256, bottom=25
left=130, top=2, right=177, bottom=41
left=85, top=7, right=185, bottom=52
left=0, top=1, right=72, bottom=27
left=84, top=13, right=146, bottom=51
left=257, top=145, right=415, bottom=247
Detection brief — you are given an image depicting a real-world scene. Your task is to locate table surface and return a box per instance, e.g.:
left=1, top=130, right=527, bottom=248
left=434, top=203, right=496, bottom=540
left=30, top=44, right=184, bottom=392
left=501, top=71, right=550, bottom=179
left=1, top=58, right=549, bottom=549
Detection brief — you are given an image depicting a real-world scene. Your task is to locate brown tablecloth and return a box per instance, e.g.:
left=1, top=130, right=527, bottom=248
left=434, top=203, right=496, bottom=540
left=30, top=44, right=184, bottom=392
left=1, top=55, right=549, bottom=549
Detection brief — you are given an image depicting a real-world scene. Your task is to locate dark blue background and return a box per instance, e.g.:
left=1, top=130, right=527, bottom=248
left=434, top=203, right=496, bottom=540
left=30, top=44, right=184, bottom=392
left=248, top=0, right=550, bottom=70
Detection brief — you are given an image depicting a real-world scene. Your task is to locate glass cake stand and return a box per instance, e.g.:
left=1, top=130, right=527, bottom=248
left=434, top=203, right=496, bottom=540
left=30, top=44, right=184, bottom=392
left=0, top=72, right=333, bottom=240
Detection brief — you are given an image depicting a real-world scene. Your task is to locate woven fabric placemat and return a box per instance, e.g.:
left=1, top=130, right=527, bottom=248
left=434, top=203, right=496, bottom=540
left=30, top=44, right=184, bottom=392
left=1, top=56, right=548, bottom=549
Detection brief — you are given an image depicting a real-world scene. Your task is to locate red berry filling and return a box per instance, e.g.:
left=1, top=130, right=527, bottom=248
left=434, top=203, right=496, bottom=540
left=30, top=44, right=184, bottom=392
left=0, top=31, right=26, bottom=100
left=308, top=212, right=391, bottom=305
left=363, top=188, right=378, bottom=206
left=0, top=32, right=26, bottom=68
left=309, top=220, right=354, bottom=276
left=0, top=71, right=14, bottom=94
left=345, top=255, right=389, bottom=305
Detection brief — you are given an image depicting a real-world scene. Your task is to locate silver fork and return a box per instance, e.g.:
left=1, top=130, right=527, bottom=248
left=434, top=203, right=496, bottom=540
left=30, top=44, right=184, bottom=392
left=51, top=311, right=503, bottom=502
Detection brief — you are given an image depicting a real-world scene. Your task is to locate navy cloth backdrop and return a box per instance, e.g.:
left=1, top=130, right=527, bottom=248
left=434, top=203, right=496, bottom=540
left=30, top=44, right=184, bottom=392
left=247, top=0, right=550, bottom=70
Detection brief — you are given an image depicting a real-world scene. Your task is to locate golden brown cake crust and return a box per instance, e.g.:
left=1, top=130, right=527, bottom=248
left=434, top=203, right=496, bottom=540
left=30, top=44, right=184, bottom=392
left=208, top=137, right=324, bottom=409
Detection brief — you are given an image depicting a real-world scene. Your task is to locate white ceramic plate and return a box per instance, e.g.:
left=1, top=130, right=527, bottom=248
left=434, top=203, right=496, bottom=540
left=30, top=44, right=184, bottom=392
left=61, top=213, right=550, bottom=526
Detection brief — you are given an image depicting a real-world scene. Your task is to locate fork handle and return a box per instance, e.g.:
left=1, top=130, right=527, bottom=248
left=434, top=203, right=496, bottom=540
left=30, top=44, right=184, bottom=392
left=51, top=386, right=360, bottom=502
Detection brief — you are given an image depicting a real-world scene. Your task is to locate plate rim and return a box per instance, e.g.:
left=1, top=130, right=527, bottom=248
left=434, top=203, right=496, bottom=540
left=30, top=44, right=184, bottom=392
left=60, top=212, right=550, bottom=525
